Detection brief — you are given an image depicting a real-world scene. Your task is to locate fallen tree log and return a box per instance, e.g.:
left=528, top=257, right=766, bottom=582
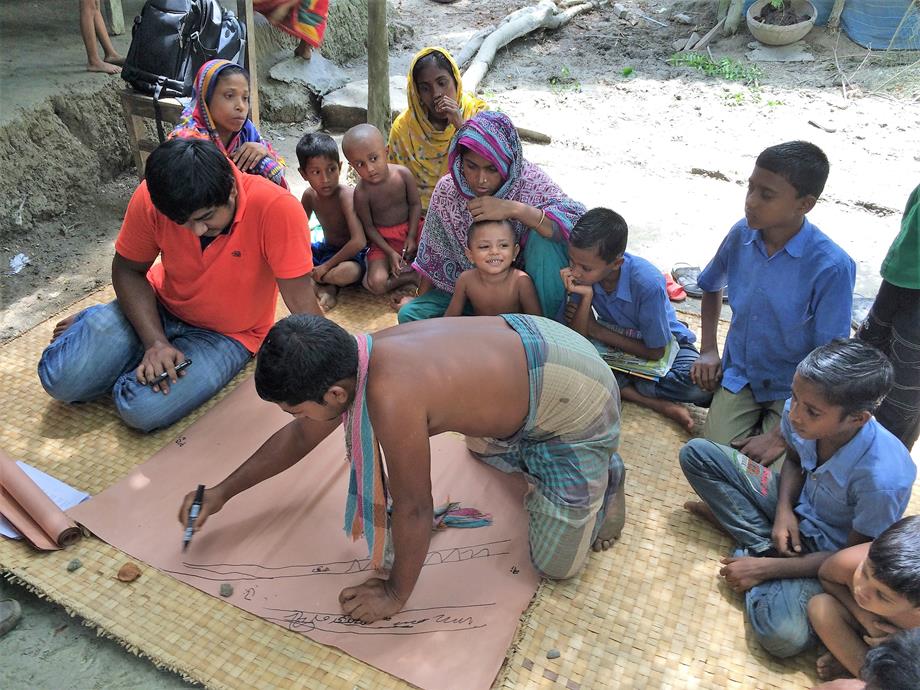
left=462, top=0, right=607, bottom=94
left=456, top=26, right=495, bottom=70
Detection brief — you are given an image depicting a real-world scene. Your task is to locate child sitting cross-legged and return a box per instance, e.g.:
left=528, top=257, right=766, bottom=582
left=808, top=515, right=920, bottom=682
left=559, top=208, right=712, bottom=431
left=297, top=132, right=368, bottom=311
left=443, top=219, right=541, bottom=317
left=680, top=338, right=916, bottom=660
left=342, top=123, right=422, bottom=297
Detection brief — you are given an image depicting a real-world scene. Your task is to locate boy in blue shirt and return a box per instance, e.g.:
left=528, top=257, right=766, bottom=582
left=560, top=208, right=712, bottom=430
left=692, top=141, right=856, bottom=465
left=680, top=339, right=916, bottom=660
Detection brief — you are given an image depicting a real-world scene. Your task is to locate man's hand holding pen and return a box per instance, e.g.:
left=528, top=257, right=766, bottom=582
left=178, top=486, right=226, bottom=536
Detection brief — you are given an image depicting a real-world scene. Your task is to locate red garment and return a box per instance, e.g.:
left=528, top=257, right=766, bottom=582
left=366, top=218, right=423, bottom=262
left=115, top=168, right=312, bottom=352
left=253, top=0, right=329, bottom=48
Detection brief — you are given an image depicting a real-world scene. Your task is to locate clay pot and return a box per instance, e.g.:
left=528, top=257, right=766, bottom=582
left=747, top=0, right=817, bottom=46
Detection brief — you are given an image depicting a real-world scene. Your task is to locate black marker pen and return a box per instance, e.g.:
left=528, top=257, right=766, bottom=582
left=150, top=358, right=192, bottom=387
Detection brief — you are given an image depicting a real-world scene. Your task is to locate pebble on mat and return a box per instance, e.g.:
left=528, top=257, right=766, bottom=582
left=116, top=562, right=142, bottom=582
left=219, top=583, right=234, bottom=597
left=66, top=558, right=82, bottom=572
left=546, top=649, right=561, bottom=659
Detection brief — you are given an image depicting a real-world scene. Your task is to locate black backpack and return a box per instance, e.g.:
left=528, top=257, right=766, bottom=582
left=122, top=0, right=247, bottom=100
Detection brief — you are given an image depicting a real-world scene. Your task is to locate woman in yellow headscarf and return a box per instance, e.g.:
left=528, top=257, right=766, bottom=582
left=388, top=47, right=488, bottom=212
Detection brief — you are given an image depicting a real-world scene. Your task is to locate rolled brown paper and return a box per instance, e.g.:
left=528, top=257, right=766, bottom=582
left=0, top=451, right=82, bottom=550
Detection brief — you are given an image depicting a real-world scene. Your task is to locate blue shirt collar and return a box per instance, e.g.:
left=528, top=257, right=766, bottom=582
left=742, top=217, right=813, bottom=258
left=614, top=253, right=634, bottom=303
left=596, top=253, right=634, bottom=303
left=800, top=418, right=876, bottom=483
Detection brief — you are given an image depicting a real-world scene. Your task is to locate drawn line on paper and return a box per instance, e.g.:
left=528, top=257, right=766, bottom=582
left=264, top=602, right=494, bottom=636
left=166, top=540, right=511, bottom=583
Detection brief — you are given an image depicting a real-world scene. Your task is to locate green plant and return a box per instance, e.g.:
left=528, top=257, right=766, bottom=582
left=723, top=91, right=746, bottom=106
left=622, top=66, right=634, bottom=77
left=668, top=52, right=763, bottom=86
left=549, top=65, right=581, bottom=91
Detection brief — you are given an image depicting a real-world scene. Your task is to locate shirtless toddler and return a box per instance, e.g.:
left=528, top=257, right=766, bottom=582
left=341, top=124, right=422, bottom=295
left=444, top=220, right=541, bottom=317
left=297, top=133, right=367, bottom=311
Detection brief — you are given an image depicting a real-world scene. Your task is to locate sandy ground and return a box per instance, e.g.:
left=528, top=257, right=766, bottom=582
left=1, top=0, right=919, bottom=687
left=0, top=0, right=140, bottom=124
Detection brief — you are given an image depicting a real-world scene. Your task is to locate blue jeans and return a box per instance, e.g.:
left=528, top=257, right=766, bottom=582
left=616, top=342, right=713, bottom=406
left=679, top=438, right=823, bottom=658
left=37, top=301, right=251, bottom=433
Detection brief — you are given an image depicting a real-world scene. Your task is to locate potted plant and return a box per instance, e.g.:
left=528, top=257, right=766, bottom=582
left=746, top=0, right=817, bottom=46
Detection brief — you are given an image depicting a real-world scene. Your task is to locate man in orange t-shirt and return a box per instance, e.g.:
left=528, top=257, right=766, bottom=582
left=38, top=139, right=321, bottom=432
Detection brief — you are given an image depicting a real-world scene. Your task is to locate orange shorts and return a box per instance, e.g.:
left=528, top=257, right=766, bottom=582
left=366, top=218, right=424, bottom=262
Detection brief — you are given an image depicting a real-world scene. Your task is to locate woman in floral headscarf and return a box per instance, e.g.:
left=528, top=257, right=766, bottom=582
left=169, top=59, right=288, bottom=189
left=388, top=47, right=488, bottom=212
left=398, top=111, right=586, bottom=323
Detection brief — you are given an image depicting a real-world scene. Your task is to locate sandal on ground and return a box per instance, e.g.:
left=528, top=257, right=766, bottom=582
left=664, top=272, right=687, bottom=302
left=851, top=294, right=874, bottom=330
left=670, top=262, right=703, bottom=298
left=0, top=599, right=22, bottom=637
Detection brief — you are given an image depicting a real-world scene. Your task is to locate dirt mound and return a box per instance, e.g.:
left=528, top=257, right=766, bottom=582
left=0, top=81, right=131, bottom=237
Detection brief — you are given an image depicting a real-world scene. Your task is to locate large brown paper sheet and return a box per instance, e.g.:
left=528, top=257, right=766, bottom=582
left=69, top=378, right=540, bottom=690
left=0, top=451, right=81, bottom=550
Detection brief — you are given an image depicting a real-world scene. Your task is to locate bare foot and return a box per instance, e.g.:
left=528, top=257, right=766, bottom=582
left=816, top=652, right=851, bottom=681
left=391, top=294, right=415, bottom=312
left=683, top=501, right=731, bottom=536
left=267, top=1, right=294, bottom=23
left=317, top=291, right=337, bottom=312
left=294, top=41, right=313, bottom=60
left=87, top=60, right=120, bottom=74
left=50, top=314, right=77, bottom=342
left=104, top=53, right=125, bottom=67
left=592, top=473, right=626, bottom=552
left=619, top=386, right=694, bottom=432
left=660, top=400, right=694, bottom=432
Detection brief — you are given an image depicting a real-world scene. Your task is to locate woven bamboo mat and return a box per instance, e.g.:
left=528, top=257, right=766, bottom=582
left=2, top=288, right=918, bottom=689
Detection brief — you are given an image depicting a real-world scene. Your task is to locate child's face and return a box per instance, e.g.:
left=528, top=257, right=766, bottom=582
left=787, top=374, right=862, bottom=442
left=345, top=137, right=389, bottom=184
left=207, top=72, right=250, bottom=136
left=301, top=155, right=341, bottom=197
left=461, top=149, right=503, bottom=197
left=852, top=557, right=917, bottom=619
left=744, top=166, right=814, bottom=234
left=414, top=61, right=458, bottom=121
left=567, top=244, right=622, bottom=288
left=465, top=222, right=518, bottom=274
